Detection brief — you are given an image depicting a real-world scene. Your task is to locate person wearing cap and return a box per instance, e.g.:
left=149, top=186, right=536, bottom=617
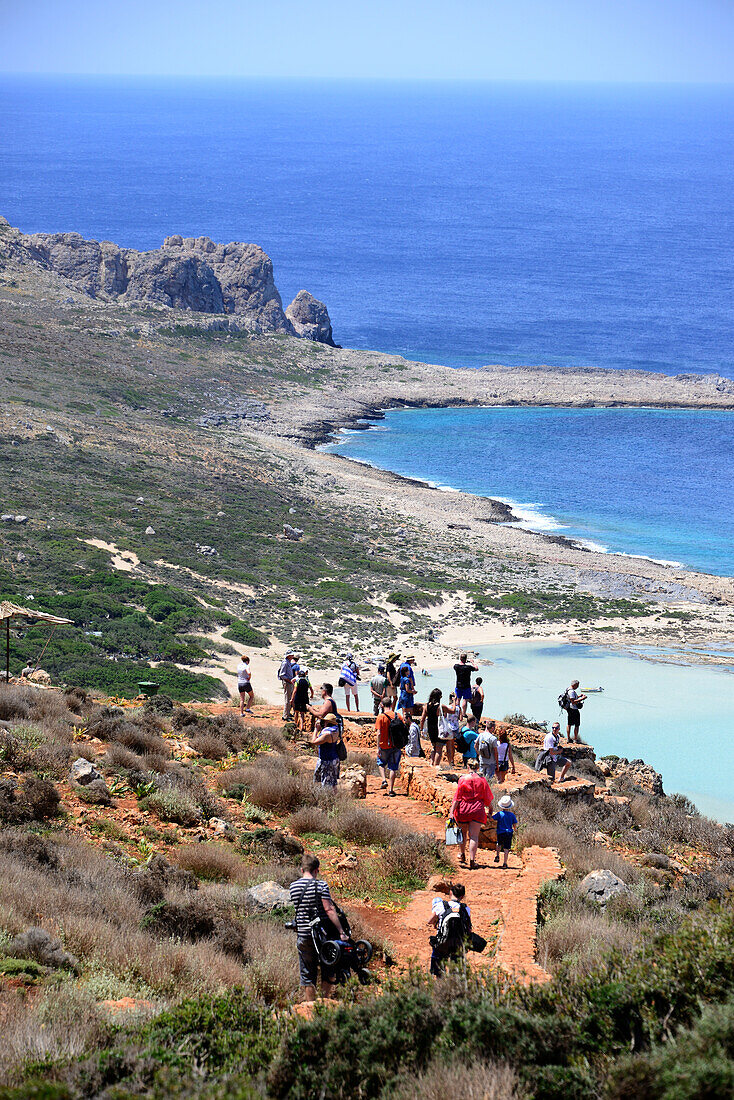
left=278, top=651, right=299, bottom=721
left=397, top=656, right=417, bottom=723
left=370, top=663, right=388, bottom=716
left=492, top=795, right=518, bottom=867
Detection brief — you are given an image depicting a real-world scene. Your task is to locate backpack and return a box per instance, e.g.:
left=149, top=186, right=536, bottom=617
left=558, top=690, right=570, bottom=711
left=389, top=715, right=409, bottom=750
left=476, top=733, right=497, bottom=760
left=434, top=901, right=472, bottom=955
left=454, top=728, right=469, bottom=755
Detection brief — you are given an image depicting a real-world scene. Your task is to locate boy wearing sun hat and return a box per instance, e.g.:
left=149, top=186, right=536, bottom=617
left=492, top=795, right=518, bottom=868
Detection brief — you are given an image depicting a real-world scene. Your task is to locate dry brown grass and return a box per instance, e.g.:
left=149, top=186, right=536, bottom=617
left=537, top=910, right=641, bottom=977
left=189, top=732, right=230, bottom=760
left=0, top=986, right=107, bottom=1087
left=331, top=803, right=406, bottom=846
left=285, top=805, right=331, bottom=835
left=173, top=842, right=247, bottom=883
left=236, top=755, right=318, bottom=814
left=0, top=831, right=247, bottom=998
left=393, top=1058, right=527, bottom=1100
left=243, top=920, right=300, bottom=1006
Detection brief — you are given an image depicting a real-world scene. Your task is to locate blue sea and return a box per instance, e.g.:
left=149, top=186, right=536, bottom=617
left=1, top=77, right=733, bottom=376
left=327, top=406, right=734, bottom=576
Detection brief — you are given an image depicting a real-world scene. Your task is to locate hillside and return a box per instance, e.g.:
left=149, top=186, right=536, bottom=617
left=1, top=215, right=733, bottom=701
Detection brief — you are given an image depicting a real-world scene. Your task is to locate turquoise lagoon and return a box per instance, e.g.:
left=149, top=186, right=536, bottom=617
left=422, top=642, right=734, bottom=823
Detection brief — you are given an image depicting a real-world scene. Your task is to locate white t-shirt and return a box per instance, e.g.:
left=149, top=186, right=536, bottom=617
left=237, top=660, right=251, bottom=687
left=543, top=731, right=560, bottom=757
left=432, top=897, right=471, bottom=918
left=567, top=688, right=579, bottom=710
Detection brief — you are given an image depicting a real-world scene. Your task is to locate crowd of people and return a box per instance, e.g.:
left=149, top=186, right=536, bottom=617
left=275, top=650, right=589, bottom=997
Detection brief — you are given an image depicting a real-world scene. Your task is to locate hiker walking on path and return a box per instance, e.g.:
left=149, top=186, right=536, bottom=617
left=292, top=668, right=313, bottom=733
left=370, top=663, right=387, bottom=716
left=538, top=722, right=572, bottom=784
left=450, top=759, right=493, bottom=870
left=427, top=882, right=472, bottom=977
left=375, top=702, right=404, bottom=797
left=453, top=653, right=479, bottom=717
left=397, top=656, right=417, bottom=723
left=475, top=719, right=499, bottom=780
left=495, top=729, right=516, bottom=784
left=470, top=677, right=484, bottom=722
left=564, top=679, right=587, bottom=742
left=341, top=654, right=360, bottom=712
left=278, top=650, right=298, bottom=721
left=237, top=654, right=253, bottom=716
left=290, top=855, right=348, bottom=1002
left=493, top=794, right=518, bottom=868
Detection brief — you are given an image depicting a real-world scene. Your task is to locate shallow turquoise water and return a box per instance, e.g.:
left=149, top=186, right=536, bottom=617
left=421, top=641, right=734, bottom=822
left=326, top=406, right=734, bottom=576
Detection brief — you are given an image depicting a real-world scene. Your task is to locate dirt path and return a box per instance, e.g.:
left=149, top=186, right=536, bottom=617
left=353, top=772, right=562, bottom=982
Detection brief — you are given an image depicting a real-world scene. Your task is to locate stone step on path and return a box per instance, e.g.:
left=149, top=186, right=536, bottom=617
left=360, top=774, right=562, bottom=983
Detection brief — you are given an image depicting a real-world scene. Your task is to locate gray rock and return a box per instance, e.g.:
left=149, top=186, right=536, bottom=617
left=9, top=927, right=80, bottom=973
left=247, top=880, right=292, bottom=910
left=285, top=290, right=335, bottom=346
left=14, top=515, right=28, bottom=524
left=196, top=543, right=218, bottom=555
left=209, top=816, right=234, bottom=836
left=283, top=524, right=303, bottom=541
left=136, top=496, right=145, bottom=504
left=1, top=514, right=14, bottom=523
left=145, top=526, right=156, bottom=535
left=18, top=225, right=335, bottom=343
left=70, top=757, right=103, bottom=785
left=16, top=551, right=26, bottom=562
left=75, top=777, right=112, bottom=805
left=579, top=869, right=629, bottom=906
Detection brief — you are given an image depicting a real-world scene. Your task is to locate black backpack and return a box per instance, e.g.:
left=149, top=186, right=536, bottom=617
left=558, top=690, right=570, bottom=711
left=454, top=729, right=469, bottom=754
left=389, top=715, right=409, bottom=751
left=434, top=901, right=472, bottom=956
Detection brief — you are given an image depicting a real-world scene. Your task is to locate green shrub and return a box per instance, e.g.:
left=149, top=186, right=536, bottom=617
left=223, top=621, right=269, bottom=648
left=140, top=788, right=202, bottom=827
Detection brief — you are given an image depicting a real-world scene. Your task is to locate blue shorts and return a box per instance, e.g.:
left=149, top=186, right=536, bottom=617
left=377, top=748, right=402, bottom=772
left=398, top=692, right=413, bottom=711
left=455, top=686, right=472, bottom=702
left=496, top=832, right=513, bottom=851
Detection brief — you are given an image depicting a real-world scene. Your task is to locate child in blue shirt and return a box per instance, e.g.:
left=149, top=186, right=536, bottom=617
left=493, top=794, right=518, bottom=868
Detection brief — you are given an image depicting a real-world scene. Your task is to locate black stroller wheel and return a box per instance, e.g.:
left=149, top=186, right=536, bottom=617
left=355, top=939, right=373, bottom=965
left=319, top=940, right=344, bottom=968
left=357, top=967, right=371, bottom=985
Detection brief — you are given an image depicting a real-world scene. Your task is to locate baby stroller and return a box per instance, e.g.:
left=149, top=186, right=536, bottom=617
left=308, top=902, right=373, bottom=985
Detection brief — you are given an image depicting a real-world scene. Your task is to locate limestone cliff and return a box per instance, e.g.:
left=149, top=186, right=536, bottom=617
left=4, top=218, right=335, bottom=342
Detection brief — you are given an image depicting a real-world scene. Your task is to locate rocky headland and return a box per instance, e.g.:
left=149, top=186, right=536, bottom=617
left=1, top=217, right=336, bottom=343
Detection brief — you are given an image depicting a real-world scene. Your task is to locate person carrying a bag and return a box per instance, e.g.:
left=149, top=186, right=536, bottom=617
left=449, top=758, right=493, bottom=870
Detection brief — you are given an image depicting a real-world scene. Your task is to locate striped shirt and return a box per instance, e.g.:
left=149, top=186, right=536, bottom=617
left=289, top=876, right=332, bottom=935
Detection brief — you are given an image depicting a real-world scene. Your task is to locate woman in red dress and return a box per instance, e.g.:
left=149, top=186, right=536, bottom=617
left=450, top=758, right=493, bottom=870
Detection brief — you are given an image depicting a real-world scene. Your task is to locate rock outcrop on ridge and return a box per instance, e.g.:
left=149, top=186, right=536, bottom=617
left=3, top=217, right=334, bottom=342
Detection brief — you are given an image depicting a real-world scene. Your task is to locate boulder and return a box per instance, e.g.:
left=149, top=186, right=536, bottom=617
left=247, top=880, right=292, bottom=911
left=283, top=524, right=304, bottom=541
left=579, top=869, right=629, bottom=907
left=70, top=758, right=103, bottom=786
left=337, top=765, right=367, bottom=800
left=599, top=756, right=664, bottom=796
left=285, top=290, right=335, bottom=346
left=145, top=526, right=156, bottom=535
left=209, top=816, right=234, bottom=836
left=8, top=927, right=80, bottom=973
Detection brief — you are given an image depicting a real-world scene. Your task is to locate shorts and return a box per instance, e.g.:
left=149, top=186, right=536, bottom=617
left=377, top=747, right=401, bottom=773
left=297, top=936, right=336, bottom=987
left=293, top=703, right=307, bottom=713
left=496, top=832, right=513, bottom=851
left=567, top=709, right=580, bottom=727
left=398, top=692, right=413, bottom=711
left=455, top=686, right=472, bottom=702
left=478, top=757, right=496, bottom=780
left=238, top=682, right=253, bottom=695
left=344, top=682, right=359, bottom=699
left=470, top=704, right=483, bottom=721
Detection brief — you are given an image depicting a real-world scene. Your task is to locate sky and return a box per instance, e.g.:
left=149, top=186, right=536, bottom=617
left=0, top=0, right=732, bottom=82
